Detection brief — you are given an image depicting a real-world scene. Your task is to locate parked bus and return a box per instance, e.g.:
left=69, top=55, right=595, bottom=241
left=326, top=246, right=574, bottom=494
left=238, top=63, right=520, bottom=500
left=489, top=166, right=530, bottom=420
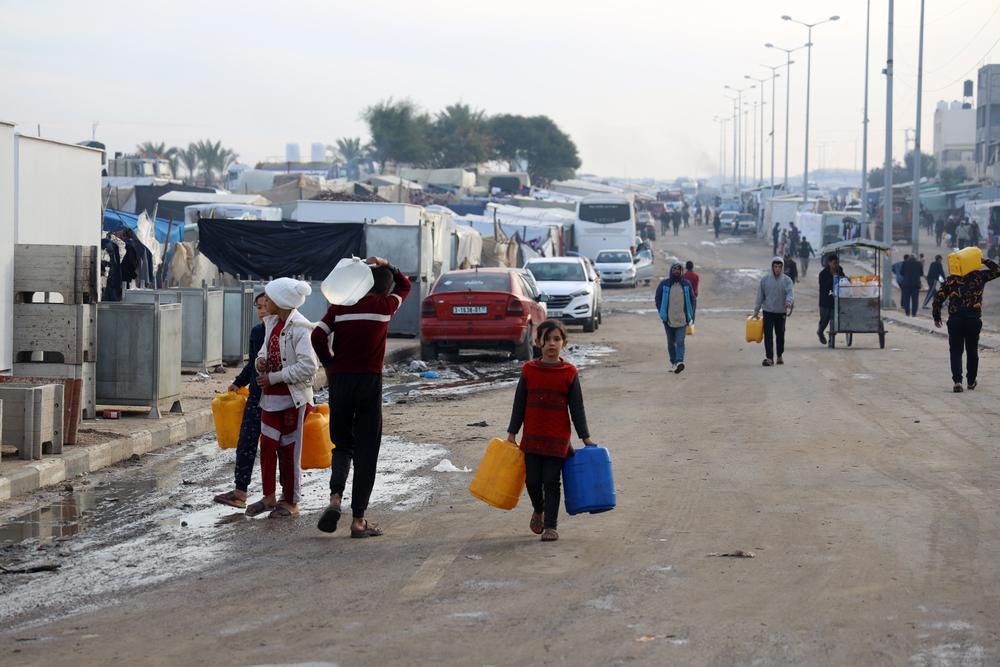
left=573, top=194, right=637, bottom=260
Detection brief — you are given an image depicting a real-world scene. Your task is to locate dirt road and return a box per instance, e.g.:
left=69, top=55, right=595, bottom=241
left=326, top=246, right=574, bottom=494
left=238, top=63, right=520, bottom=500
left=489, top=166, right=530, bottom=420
left=2, top=225, right=999, bottom=666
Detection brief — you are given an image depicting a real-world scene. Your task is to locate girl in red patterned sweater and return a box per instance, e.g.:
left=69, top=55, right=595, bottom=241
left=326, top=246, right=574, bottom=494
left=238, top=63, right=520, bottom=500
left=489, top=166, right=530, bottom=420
left=506, top=320, right=595, bottom=542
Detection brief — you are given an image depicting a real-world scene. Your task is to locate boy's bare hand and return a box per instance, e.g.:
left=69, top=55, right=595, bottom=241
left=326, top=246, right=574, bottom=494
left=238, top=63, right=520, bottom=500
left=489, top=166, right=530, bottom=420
left=255, top=358, right=267, bottom=372
left=366, top=256, right=389, bottom=268
left=506, top=432, right=517, bottom=444
left=583, top=437, right=596, bottom=446
left=256, top=374, right=272, bottom=389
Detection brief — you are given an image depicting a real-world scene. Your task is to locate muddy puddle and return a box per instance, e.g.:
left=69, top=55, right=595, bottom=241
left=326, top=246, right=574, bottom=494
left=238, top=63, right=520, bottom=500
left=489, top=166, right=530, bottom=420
left=0, top=433, right=445, bottom=628
left=381, top=343, right=615, bottom=403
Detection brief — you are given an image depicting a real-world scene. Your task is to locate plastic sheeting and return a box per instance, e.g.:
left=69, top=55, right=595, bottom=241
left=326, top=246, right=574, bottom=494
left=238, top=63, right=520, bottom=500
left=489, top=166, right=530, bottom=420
left=103, top=208, right=184, bottom=244
left=197, top=218, right=365, bottom=280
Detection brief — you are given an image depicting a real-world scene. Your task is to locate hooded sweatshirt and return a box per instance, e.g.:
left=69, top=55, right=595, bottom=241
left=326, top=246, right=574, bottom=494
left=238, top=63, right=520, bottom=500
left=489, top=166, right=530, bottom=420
left=654, top=263, right=695, bottom=326
left=755, top=258, right=795, bottom=314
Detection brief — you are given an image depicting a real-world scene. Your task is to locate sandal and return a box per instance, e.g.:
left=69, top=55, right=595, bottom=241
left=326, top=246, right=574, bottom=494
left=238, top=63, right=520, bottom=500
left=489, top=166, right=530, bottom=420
left=317, top=505, right=342, bottom=533
left=350, top=520, right=384, bottom=538
left=245, top=499, right=275, bottom=517
left=268, top=504, right=299, bottom=519
left=541, top=528, right=559, bottom=542
left=529, top=512, right=544, bottom=535
left=213, top=491, right=246, bottom=509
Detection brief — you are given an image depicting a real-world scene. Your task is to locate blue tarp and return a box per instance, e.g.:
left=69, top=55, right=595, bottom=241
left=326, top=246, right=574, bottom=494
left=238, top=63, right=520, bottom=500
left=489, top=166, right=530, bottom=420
left=102, top=209, right=184, bottom=244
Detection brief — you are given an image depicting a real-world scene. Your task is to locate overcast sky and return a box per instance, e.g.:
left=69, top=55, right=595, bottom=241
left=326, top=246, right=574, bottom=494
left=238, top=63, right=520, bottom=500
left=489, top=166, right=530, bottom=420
left=2, top=0, right=998, bottom=181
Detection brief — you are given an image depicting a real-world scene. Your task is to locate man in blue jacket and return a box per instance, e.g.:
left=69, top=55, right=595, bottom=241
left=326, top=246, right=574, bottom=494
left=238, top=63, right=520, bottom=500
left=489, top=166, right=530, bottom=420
left=654, top=262, right=695, bottom=374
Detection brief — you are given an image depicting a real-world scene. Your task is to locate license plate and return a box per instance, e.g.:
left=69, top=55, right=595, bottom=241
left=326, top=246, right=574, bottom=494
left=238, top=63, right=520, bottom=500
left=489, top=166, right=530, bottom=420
left=547, top=310, right=562, bottom=318
left=452, top=306, right=487, bottom=315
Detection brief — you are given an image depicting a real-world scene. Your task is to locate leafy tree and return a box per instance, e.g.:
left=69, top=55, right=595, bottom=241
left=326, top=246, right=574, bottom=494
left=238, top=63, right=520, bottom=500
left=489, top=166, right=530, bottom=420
left=194, top=139, right=238, bottom=186
left=489, top=114, right=581, bottom=183
left=333, top=137, right=366, bottom=162
left=362, top=98, right=433, bottom=170
left=430, top=103, right=493, bottom=167
left=939, top=165, right=968, bottom=190
left=178, top=143, right=201, bottom=184
left=903, top=150, right=936, bottom=180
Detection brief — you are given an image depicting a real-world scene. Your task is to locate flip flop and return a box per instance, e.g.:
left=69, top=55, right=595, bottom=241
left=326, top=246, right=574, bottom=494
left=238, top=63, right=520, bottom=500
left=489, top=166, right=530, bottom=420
left=317, top=505, right=341, bottom=533
left=268, top=505, right=298, bottom=519
left=213, top=491, right=246, bottom=509
left=529, top=512, right=543, bottom=535
left=245, top=500, right=275, bottom=517
left=350, top=520, right=383, bottom=539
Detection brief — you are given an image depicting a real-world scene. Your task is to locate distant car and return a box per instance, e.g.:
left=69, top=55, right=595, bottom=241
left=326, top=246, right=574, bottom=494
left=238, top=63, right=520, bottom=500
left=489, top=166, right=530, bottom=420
left=594, top=249, right=638, bottom=288
left=732, top=213, right=756, bottom=235
left=420, top=268, right=548, bottom=361
left=637, top=211, right=657, bottom=240
left=719, top=211, right=739, bottom=232
left=633, top=247, right=656, bottom=285
left=524, top=257, right=602, bottom=332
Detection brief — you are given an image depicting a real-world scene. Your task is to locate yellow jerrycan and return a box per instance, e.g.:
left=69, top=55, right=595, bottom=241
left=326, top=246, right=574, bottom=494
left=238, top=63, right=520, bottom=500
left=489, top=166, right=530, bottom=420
left=213, top=387, right=248, bottom=449
left=745, top=315, right=763, bottom=343
left=948, top=246, right=983, bottom=277
left=686, top=323, right=695, bottom=335
left=469, top=438, right=526, bottom=510
left=301, top=406, right=334, bottom=469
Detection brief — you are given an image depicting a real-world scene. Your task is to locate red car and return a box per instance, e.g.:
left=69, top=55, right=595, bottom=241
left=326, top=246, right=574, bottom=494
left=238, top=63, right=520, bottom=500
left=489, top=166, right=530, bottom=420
left=420, top=268, right=549, bottom=361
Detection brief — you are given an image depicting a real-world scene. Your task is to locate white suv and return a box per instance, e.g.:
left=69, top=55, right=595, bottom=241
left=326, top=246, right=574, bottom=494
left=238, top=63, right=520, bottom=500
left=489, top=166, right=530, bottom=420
left=523, top=256, right=603, bottom=332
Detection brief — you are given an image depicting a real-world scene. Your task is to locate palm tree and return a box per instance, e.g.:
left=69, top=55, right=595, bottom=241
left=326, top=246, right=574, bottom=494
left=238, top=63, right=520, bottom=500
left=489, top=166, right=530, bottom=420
left=178, top=144, right=201, bottom=185
left=136, top=141, right=170, bottom=159
left=194, top=139, right=238, bottom=187
left=334, top=137, right=366, bottom=162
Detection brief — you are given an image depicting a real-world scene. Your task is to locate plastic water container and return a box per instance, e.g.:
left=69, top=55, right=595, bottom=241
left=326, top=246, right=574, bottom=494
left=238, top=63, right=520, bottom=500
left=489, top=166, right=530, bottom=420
left=948, top=246, right=983, bottom=277
left=469, top=438, right=526, bottom=510
left=686, top=323, right=695, bottom=336
left=301, top=406, right=334, bottom=469
left=562, top=444, right=616, bottom=515
left=321, top=257, right=374, bottom=306
left=746, top=316, right=763, bottom=343
left=212, top=387, right=248, bottom=449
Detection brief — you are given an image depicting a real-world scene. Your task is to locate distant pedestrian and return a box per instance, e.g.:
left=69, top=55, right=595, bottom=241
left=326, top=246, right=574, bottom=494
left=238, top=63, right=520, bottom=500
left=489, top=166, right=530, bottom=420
left=672, top=210, right=681, bottom=236
left=900, top=253, right=924, bottom=316
left=213, top=293, right=268, bottom=509
left=817, top=254, right=845, bottom=345
left=957, top=220, right=970, bottom=249
left=714, top=211, right=722, bottom=239
left=932, top=257, right=1000, bottom=392
left=772, top=223, right=780, bottom=256
left=935, top=217, right=945, bottom=247
left=788, top=223, right=801, bottom=257
left=654, top=262, right=695, bottom=374
left=682, top=205, right=690, bottom=229
left=313, top=257, right=412, bottom=537
left=247, top=278, right=320, bottom=519
left=683, top=260, right=700, bottom=320
left=505, top=320, right=595, bottom=542
left=797, top=238, right=816, bottom=276
left=753, top=257, right=794, bottom=366
left=778, top=229, right=788, bottom=257
left=922, top=254, right=946, bottom=309
left=783, top=254, right=798, bottom=283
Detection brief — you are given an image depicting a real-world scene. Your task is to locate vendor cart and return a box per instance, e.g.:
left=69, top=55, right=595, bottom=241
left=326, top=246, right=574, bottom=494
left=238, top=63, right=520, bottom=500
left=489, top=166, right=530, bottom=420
left=818, top=239, right=892, bottom=349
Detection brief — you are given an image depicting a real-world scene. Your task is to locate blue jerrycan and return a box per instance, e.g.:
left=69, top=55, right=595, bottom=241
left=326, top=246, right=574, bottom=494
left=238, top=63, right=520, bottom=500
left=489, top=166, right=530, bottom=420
left=562, top=444, right=616, bottom=515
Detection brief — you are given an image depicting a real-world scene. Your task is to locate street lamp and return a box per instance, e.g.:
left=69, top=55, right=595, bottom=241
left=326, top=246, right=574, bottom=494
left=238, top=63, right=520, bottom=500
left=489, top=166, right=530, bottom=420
left=746, top=74, right=773, bottom=187
left=781, top=13, right=841, bottom=205
left=759, top=62, right=788, bottom=198
left=765, top=41, right=808, bottom=192
left=725, top=83, right=756, bottom=190
left=725, top=94, right=739, bottom=191
left=713, top=115, right=730, bottom=189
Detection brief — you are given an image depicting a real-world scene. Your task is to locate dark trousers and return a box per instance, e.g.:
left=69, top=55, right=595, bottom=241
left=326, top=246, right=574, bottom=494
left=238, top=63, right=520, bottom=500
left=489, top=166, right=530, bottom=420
left=901, top=286, right=920, bottom=316
left=234, top=394, right=261, bottom=492
left=763, top=311, right=786, bottom=360
left=800, top=255, right=810, bottom=276
left=524, top=453, right=563, bottom=529
left=947, top=317, right=982, bottom=385
left=328, top=373, right=383, bottom=518
left=818, top=306, right=833, bottom=336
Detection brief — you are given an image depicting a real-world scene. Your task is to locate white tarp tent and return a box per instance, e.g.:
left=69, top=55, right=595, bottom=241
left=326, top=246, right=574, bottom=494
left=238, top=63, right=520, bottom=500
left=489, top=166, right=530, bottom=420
left=0, top=122, right=14, bottom=372
left=183, top=203, right=282, bottom=227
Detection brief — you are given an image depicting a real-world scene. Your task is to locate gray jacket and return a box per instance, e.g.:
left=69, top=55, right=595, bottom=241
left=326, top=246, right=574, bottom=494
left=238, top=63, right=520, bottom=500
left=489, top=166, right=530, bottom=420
left=755, top=272, right=794, bottom=314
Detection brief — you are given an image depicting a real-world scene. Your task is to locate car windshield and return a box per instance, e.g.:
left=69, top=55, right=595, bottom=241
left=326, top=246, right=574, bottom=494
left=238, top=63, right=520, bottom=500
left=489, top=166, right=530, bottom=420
left=526, top=262, right=586, bottom=281
left=596, top=251, right=632, bottom=263
left=434, top=273, right=510, bottom=293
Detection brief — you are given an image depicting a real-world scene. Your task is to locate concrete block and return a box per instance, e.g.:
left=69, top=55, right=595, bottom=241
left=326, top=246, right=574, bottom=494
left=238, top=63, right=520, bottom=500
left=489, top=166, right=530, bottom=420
left=0, top=383, right=64, bottom=460
left=14, top=361, right=96, bottom=422
left=1, top=373, right=80, bottom=444
left=13, top=244, right=98, bottom=304
left=13, top=303, right=96, bottom=365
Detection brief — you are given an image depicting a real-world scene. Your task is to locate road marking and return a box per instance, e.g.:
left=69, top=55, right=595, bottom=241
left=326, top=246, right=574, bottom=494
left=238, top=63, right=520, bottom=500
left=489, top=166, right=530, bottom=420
left=398, top=543, right=466, bottom=599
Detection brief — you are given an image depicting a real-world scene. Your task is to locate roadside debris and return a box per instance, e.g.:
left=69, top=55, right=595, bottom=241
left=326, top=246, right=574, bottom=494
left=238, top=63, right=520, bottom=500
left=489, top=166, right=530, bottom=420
left=707, top=550, right=755, bottom=558
left=0, top=562, right=61, bottom=575
left=467, top=421, right=489, bottom=427
left=432, top=459, right=471, bottom=473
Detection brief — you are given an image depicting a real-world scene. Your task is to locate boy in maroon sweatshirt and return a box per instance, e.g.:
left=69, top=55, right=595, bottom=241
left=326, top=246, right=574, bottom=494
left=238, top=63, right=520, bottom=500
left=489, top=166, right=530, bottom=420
left=312, top=256, right=411, bottom=538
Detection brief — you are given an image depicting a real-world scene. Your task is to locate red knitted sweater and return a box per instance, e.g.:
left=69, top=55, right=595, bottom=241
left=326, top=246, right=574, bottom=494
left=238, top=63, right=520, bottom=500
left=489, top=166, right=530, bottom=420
left=519, top=359, right=578, bottom=458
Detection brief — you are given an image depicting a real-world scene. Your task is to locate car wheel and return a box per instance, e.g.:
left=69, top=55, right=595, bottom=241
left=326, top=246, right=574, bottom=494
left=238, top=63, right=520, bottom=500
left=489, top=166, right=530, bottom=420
left=583, top=314, right=596, bottom=333
left=420, top=341, right=437, bottom=361
left=514, top=326, right=533, bottom=361
left=597, top=308, right=603, bottom=325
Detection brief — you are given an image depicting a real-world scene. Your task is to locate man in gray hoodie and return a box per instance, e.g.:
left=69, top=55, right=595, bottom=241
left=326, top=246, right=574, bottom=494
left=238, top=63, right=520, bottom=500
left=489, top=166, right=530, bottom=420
left=753, top=257, right=795, bottom=366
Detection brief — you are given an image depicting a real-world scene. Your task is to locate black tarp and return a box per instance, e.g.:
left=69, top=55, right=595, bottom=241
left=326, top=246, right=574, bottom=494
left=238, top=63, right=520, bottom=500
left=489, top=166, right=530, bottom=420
left=134, top=184, right=215, bottom=219
left=197, top=219, right=366, bottom=280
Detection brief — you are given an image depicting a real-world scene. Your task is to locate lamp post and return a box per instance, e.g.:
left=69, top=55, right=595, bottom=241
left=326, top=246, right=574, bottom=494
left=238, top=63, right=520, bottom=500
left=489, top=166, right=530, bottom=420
left=725, top=94, right=739, bottom=191
left=725, top=83, right=756, bottom=190
left=882, top=0, right=895, bottom=308
left=765, top=42, right=807, bottom=191
left=781, top=14, right=841, bottom=205
left=911, top=0, right=926, bottom=256
left=861, top=0, right=872, bottom=228
left=713, top=115, right=730, bottom=189
left=759, top=64, right=787, bottom=202
left=746, top=74, right=770, bottom=188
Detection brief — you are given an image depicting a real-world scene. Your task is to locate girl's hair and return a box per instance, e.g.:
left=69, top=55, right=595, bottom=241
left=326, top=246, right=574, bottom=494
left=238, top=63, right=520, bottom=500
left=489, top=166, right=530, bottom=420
left=537, top=319, right=568, bottom=344
left=253, top=292, right=267, bottom=304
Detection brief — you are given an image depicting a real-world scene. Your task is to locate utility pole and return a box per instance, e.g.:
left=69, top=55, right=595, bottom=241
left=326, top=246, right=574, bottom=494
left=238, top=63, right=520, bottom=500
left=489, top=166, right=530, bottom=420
left=882, top=0, right=895, bottom=308
left=911, top=0, right=926, bottom=256
left=861, top=0, right=871, bottom=227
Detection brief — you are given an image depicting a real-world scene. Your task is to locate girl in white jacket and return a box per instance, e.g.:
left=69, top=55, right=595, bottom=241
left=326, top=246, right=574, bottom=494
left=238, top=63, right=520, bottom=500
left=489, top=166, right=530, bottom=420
left=246, top=278, right=318, bottom=518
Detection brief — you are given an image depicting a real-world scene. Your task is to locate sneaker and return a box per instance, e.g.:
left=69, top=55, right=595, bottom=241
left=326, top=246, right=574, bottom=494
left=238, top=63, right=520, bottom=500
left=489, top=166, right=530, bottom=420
left=818, top=332, right=827, bottom=345
left=674, top=362, right=685, bottom=374
left=776, top=357, right=784, bottom=365
left=968, top=381, right=978, bottom=391
left=668, top=363, right=676, bottom=372
left=762, top=359, right=774, bottom=367
left=953, top=384, right=964, bottom=393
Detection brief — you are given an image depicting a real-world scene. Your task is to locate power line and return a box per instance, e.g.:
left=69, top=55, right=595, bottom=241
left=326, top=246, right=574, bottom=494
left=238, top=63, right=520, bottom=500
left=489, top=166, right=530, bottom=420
left=923, top=34, right=1000, bottom=92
